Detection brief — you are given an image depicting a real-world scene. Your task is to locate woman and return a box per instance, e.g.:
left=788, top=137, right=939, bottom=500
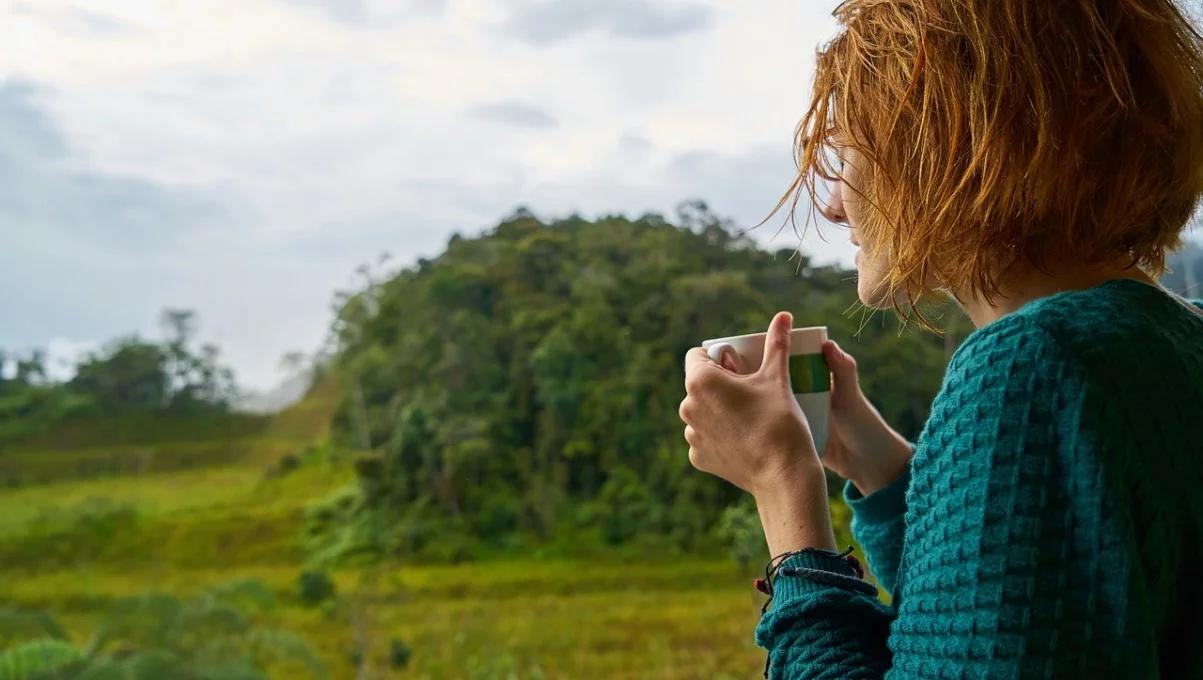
left=679, top=0, right=1203, bottom=677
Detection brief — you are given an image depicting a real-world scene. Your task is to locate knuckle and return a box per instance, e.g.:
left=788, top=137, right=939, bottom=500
left=685, top=368, right=713, bottom=393
left=678, top=399, right=694, bottom=423
left=687, top=446, right=703, bottom=470
left=683, top=372, right=699, bottom=393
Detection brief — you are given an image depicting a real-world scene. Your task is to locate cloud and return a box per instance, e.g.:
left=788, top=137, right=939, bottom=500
left=43, top=337, right=102, bottom=381
left=282, top=0, right=447, bottom=26
left=665, top=145, right=852, bottom=264
left=619, top=131, right=653, bottom=152
left=468, top=101, right=559, bottom=129
left=1, top=0, right=837, bottom=392
left=10, top=3, right=142, bottom=37
left=506, top=0, right=713, bottom=45
left=668, top=147, right=811, bottom=223
left=0, top=81, right=231, bottom=248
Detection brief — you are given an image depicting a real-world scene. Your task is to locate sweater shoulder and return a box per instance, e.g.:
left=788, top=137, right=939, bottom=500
left=948, top=281, right=1202, bottom=382
left=944, top=312, right=1069, bottom=387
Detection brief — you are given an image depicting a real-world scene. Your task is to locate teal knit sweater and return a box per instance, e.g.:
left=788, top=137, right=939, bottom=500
left=755, top=278, right=1203, bottom=679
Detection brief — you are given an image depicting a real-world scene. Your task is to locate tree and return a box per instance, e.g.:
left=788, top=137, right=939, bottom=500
left=67, top=313, right=237, bottom=414
left=70, top=338, right=169, bottom=410
left=13, top=351, right=46, bottom=386
left=316, top=208, right=952, bottom=561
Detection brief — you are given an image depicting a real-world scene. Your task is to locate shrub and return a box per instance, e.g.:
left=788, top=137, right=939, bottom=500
left=298, top=569, right=336, bottom=606
left=389, top=637, right=411, bottom=669
left=715, top=500, right=766, bottom=570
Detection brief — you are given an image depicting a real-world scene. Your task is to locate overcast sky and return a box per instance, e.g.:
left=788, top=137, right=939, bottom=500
left=2, top=0, right=856, bottom=392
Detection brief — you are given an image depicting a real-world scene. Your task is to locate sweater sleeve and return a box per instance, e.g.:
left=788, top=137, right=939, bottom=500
left=841, top=461, right=911, bottom=596
left=755, top=320, right=1139, bottom=679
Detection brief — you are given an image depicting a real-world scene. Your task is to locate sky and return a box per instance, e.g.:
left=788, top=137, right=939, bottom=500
left=1, top=0, right=855, bottom=392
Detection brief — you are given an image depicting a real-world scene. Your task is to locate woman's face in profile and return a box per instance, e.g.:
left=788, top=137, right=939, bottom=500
left=820, top=147, right=891, bottom=308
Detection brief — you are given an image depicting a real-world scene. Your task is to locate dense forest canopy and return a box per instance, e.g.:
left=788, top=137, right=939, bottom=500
left=316, top=204, right=964, bottom=561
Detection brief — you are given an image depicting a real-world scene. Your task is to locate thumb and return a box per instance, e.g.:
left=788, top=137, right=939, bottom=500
left=759, top=311, right=793, bottom=379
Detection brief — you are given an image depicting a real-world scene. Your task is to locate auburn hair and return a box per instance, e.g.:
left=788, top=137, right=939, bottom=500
left=770, top=0, right=1203, bottom=326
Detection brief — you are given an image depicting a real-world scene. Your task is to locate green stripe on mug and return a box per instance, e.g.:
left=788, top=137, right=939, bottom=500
left=789, top=353, right=830, bottom=393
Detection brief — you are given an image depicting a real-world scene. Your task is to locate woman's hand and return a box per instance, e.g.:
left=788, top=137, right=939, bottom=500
left=680, top=311, right=836, bottom=554
left=679, top=311, right=823, bottom=496
left=819, top=340, right=913, bottom=496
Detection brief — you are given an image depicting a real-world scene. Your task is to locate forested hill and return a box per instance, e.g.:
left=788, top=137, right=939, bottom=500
left=318, top=205, right=959, bottom=559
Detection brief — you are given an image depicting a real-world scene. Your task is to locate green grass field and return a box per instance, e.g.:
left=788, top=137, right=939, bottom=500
left=0, top=382, right=868, bottom=679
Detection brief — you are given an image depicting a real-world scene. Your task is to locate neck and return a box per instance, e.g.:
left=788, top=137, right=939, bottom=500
left=952, top=259, right=1159, bottom=328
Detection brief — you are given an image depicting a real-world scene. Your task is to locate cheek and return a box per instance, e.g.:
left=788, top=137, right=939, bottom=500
left=841, top=184, right=864, bottom=228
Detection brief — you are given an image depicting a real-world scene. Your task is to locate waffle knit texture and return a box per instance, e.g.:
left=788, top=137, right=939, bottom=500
left=755, top=279, right=1203, bottom=679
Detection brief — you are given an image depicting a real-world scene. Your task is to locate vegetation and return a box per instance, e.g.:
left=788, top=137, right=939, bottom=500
left=0, top=376, right=773, bottom=678
left=318, top=204, right=964, bottom=564
left=0, top=309, right=238, bottom=447
left=34, top=204, right=1180, bottom=676
left=0, top=580, right=325, bottom=680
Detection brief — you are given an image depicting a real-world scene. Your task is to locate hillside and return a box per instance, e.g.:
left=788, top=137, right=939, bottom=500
left=2, top=209, right=949, bottom=677
left=11, top=208, right=1194, bottom=676
left=319, top=207, right=958, bottom=564
left=0, top=373, right=796, bottom=678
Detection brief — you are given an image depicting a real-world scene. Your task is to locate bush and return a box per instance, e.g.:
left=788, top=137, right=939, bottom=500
left=597, top=468, right=661, bottom=545
left=715, top=500, right=765, bottom=570
left=0, top=580, right=325, bottom=679
left=0, top=498, right=139, bottom=569
left=265, top=452, right=301, bottom=478
left=389, top=637, right=412, bottom=669
left=297, top=569, right=336, bottom=606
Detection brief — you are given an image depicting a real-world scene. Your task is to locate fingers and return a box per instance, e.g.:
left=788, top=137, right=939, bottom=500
left=678, top=397, right=697, bottom=424
left=683, top=424, right=697, bottom=445
left=717, top=345, right=742, bottom=373
left=683, top=346, right=711, bottom=376
left=684, top=345, right=745, bottom=395
left=758, top=311, right=793, bottom=380
left=685, top=427, right=706, bottom=471
left=823, top=339, right=861, bottom=394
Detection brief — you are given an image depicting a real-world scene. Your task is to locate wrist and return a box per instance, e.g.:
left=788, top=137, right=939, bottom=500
left=753, top=465, right=837, bottom=555
left=752, top=455, right=825, bottom=500
left=849, top=435, right=912, bottom=497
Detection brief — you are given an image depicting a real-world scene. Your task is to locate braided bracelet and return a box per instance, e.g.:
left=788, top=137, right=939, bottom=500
left=754, top=545, right=873, bottom=614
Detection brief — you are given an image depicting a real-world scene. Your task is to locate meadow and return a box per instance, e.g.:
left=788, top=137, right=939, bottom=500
left=1, top=216, right=915, bottom=679
left=0, top=379, right=851, bottom=679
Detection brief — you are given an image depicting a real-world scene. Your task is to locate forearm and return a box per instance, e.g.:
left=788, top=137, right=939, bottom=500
left=754, top=461, right=838, bottom=556
left=847, top=407, right=913, bottom=497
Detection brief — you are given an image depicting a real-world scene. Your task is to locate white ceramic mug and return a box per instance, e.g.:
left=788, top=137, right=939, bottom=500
left=700, top=326, right=831, bottom=457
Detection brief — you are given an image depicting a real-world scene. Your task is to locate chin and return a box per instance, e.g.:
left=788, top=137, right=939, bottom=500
left=857, top=277, right=893, bottom=310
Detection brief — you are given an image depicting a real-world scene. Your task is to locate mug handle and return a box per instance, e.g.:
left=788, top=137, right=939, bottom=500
left=706, top=342, right=733, bottom=365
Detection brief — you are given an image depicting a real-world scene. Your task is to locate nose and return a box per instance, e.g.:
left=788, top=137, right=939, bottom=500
left=819, top=180, right=848, bottom=224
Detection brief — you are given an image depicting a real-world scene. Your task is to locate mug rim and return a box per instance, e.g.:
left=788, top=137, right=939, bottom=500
left=701, top=325, right=827, bottom=347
